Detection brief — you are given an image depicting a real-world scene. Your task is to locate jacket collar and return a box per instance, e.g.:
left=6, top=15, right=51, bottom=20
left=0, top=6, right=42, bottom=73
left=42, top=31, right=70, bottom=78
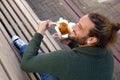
left=72, top=46, right=112, bottom=57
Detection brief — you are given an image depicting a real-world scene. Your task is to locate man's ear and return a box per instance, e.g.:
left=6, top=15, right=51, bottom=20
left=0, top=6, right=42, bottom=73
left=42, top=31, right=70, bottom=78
left=87, top=37, right=98, bottom=44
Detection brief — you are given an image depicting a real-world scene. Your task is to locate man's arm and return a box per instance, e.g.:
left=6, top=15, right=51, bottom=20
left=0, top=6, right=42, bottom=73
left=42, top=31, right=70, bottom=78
left=21, top=33, right=70, bottom=76
left=21, top=33, right=43, bottom=70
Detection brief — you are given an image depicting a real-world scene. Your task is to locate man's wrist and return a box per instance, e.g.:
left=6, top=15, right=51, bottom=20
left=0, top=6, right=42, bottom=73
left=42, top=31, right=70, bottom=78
left=37, top=30, right=44, bottom=36
left=35, top=33, right=44, bottom=41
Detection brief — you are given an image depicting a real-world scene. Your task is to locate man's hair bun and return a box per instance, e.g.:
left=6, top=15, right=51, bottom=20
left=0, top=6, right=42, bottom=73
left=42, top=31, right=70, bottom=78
left=112, top=23, right=120, bottom=31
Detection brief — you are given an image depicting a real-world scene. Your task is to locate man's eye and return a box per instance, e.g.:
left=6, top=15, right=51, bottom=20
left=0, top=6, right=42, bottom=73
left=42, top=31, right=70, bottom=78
left=78, top=25, right=82, bottom=29
left=78, top=23, right=83, bottom=30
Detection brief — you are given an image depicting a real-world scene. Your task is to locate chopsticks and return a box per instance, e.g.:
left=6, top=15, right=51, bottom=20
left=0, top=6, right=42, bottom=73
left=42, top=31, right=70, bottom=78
left=50, top=22, right=59, bottom=25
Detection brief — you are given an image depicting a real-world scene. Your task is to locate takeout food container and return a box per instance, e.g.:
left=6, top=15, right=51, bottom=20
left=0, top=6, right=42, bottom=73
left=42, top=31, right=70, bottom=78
left=54, top=17, right=75, bottom=39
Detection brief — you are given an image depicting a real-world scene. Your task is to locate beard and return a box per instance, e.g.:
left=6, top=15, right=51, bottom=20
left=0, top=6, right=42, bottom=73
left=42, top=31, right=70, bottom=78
left=68, top=34, right=88, bottom=45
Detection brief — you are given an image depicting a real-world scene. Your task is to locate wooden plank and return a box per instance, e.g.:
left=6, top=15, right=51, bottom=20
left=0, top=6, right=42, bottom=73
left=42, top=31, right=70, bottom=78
left=4, top=0, right=48, bottom=53
left=58, top=0, right=80, bottom=21
left=0, top=21, right=29, bottom=78
left=21, top=0, right=61, bottom=50
left=14, top=0, right=50, bottom=53
left=0, top=1, right=26, bottom=42
left=112, top=47, right=120, bottom=63
left=1, top=5, right=38, bottom=78
left=0, top=10, right=24, bottom=61
left=64, top=0, right=84, bottom=17
left=1, top=0, right=49, bottom=53
left=0, top=21, right=36, bottom=80
left=112, top=47, right=120, bottom=80
left=43, top=35, right=56, bottom=52
left=6, top=0, right=35, bottom=38
left=0, top=61, right=9, bottom=80
left=1, top=0, right=60, bottom=80
left=7, top=0, right=35, bottom=36
left=0, top=21, right=38, bottom=80
left=46, top=31, right=61, bottom=50
left=20, top=0, right=39, bottom=24
left=115, top=45, right=120, bottom=53
left=0, top=11, right=16, bottom=36
left=20, top=0, right=61, bottom=50
left=14, top=0, right=38, bottom=29
left=114, top=59, right=120, bottom=80
left=7, top=0, right=33, bottom=39
left=3, top=0, right=48, bottom=51
left=0, top=18, right=23, bottom=61
left=1, top=6, right=39, bottom=80
left=15, top=0, right=55, bottom=52
left=115, top=36, right=120, bottom=52
left=0, top=30, right=31, bottom=80
left=2, top=0, right=32, bottom=41
left=2, top=0, right=47, bottom=80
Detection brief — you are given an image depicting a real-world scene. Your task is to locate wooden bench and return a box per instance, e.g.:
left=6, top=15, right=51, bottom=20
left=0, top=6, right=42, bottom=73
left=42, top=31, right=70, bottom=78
left=0, top=0, right=61, bottom=80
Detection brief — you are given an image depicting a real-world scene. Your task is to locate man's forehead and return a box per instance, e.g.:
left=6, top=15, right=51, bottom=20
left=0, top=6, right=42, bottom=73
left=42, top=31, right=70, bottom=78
left=79, top=15, right=95, bottom=28
left=79, top=15, right=89, bottom=21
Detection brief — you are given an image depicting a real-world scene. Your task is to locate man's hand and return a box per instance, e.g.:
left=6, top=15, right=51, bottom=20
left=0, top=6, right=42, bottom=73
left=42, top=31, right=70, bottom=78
left=53, top=33, right=71, bottom=45
left=37, top=20, right=51, bottom=35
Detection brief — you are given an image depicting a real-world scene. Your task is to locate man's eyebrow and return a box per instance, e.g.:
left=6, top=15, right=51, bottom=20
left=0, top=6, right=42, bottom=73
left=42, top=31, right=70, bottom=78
left=78, top=23, right=83, bottom=29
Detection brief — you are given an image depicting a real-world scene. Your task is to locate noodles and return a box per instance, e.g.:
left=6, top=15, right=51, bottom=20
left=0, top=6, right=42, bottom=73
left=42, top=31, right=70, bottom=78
left=59, top=22, right=70, bottom=35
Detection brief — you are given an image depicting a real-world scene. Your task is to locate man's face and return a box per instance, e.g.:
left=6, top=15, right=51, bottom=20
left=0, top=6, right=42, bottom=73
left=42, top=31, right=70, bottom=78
left=68, top=15, right=95, bottom=45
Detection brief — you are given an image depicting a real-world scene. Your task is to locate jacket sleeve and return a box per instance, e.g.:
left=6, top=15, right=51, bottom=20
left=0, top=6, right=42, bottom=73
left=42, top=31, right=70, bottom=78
left=20, top=33, right=70, bottom=75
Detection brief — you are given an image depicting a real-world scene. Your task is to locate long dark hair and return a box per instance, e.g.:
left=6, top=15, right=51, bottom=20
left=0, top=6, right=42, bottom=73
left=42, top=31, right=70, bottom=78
left=88, top=13, right=120, bottom=48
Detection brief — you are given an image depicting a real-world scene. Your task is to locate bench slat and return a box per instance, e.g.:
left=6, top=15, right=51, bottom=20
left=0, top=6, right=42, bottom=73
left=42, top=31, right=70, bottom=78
left=8, top=0, right=36, bottom=37
left=0, top=1, right=26, bottom=42
left=0, top=11, right=16, bottom=36
left=21, top=0, right=61, bottom=50
left=14, top=0, right=38, bottom=29
left=4, top=0, right=49, bottom=53
left=20, top=0, right=39, bottom=24
left=0, top=17, right=23, bottom=61
left=1, top=0, right=62, bottom=79
left=0, top=21, right=39, bottom=80
left=0, top=63, right=9, bottom=80
left=7, top=0, right=36, bottom=37
left=46, top=31, right=61, bottom=50
left=112, top=47, right=120, bottom=63
left=14, top=0, right=50, bottom=53
left=1, top=0, right=41, bottom=79
left=2, top=0, right=32, bottom=41
left=20, top=0, right=55, bottom=51
left=15, top=0, right=56, bottom=52
left=0, top=30, right=31, bottom=80
left=20, top=0, right=61, bottom=50
left=114, top=59, right=120, bottom=80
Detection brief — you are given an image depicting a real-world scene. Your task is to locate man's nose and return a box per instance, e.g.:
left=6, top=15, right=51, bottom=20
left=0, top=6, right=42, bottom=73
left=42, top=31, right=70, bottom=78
left=72, top=24, right=77, bottom=30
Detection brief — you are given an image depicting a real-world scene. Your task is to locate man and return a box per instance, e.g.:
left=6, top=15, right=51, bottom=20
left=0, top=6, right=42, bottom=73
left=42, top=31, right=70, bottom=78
left=12, top=13, right=120, bottom=80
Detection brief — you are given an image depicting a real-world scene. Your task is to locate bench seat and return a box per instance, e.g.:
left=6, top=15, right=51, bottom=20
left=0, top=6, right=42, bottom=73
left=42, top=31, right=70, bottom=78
left=0, top=0, right=61, bottom=80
